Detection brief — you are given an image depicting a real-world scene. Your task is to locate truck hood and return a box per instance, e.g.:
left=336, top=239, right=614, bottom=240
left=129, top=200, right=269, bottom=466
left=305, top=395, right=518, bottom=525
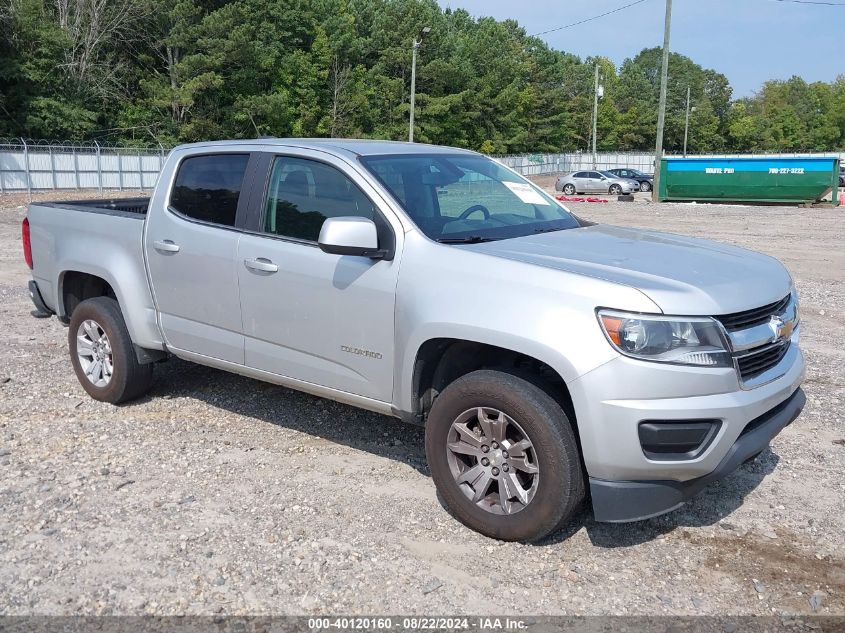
left=468, top=225, right=792, bottom=315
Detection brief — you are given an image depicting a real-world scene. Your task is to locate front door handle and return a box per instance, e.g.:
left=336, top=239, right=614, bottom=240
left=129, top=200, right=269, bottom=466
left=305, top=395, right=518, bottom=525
left=244, top=257, right=279, bottom=273
left=153, top=239, right=180, bottom=253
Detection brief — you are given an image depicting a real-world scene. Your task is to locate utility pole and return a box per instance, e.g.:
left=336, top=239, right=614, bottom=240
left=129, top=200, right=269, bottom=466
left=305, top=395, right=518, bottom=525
left=652, top=0, right=672, bottom=202
left=409, top=41, right=418, bottom=143
left=409, top=26, right=431, bottom=143
left=683, top=85, right=695, bottom=157
left=591, top=64, right=600, bottom=169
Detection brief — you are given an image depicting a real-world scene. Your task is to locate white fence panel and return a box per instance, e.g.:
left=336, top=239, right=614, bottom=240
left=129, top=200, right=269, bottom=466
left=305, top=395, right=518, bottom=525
left=1, top=140, right=842, bottom=193
left=0, top=140, right=166, bottom=193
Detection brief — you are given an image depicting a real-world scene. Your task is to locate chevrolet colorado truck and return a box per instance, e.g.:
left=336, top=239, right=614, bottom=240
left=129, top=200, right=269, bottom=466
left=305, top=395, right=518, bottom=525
left=23, top=139, right=805, bottom=541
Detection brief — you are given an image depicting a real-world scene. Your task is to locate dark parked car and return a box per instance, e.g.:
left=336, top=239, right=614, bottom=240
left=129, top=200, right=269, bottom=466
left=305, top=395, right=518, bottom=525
left=839, top=167, right=844, bottom=187
left=607, top=168, right=654, bottom=193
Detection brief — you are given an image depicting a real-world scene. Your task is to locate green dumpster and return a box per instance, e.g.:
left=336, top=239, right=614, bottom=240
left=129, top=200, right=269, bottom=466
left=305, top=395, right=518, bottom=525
left=658, top=156, right=840, bottom=204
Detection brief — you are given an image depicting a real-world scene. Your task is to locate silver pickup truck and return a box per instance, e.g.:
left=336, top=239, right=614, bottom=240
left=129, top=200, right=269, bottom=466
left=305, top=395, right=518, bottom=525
left=23, top=139, right=805, bottom=541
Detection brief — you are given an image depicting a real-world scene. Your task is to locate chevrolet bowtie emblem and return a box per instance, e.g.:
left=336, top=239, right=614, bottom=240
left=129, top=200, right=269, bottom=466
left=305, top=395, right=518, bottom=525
left=768, top=315, right=794, bottom=343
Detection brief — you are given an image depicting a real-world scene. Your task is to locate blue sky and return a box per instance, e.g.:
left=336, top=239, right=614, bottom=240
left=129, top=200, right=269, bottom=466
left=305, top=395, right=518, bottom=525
left=436, top=0, right=844, bottom=97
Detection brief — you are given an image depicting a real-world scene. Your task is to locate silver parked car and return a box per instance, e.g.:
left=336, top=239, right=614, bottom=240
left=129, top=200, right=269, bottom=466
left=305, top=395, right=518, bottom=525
left=23, top=139, right=804, bottom=542
left=556, top=170, right=639, bottom=195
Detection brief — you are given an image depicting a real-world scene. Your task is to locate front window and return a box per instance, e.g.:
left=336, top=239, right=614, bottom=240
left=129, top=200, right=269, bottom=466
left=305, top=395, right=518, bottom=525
left=361, top=154, right=580, bottom=242
left=263, top=156, right=377, bottom=242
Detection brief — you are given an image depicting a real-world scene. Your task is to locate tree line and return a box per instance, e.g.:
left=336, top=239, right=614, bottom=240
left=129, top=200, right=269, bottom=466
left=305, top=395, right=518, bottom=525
left=1, top=0, right=843, bottom=153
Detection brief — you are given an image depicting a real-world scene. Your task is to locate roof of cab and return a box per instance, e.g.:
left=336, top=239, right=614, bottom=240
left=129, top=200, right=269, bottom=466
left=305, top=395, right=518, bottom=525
left=172, top=138, right=480, bottom=158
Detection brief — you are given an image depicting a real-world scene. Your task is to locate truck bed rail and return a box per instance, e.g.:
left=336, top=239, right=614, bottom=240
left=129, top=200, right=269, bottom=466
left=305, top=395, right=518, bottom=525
left=39, top=197, right=150, bottom=218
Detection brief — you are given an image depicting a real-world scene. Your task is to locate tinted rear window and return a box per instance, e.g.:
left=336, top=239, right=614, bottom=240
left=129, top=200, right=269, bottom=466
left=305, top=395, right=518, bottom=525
left=170, top=154, right=250, bottom=226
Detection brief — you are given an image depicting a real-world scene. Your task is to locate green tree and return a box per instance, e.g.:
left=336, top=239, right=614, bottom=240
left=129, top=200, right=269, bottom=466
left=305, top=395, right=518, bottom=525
left=1, top=0, right=841, bottom=154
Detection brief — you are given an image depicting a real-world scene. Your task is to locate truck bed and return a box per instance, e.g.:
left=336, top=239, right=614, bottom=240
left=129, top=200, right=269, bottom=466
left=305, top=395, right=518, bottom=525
left=39, top=197, right=150, bottom=218
left=26, top=196, right=163, bottom=349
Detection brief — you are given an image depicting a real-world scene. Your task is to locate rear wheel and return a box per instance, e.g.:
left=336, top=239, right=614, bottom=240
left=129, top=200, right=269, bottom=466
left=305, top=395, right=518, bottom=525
left=68, top=297, right=153, bottom=404
left=609, top=184, right=622, bottom=195
left=425, top=370, right=584, bottom=542
left=562, top=184, right=576, bottom=195
left=640, top=180, right=652, bottom=192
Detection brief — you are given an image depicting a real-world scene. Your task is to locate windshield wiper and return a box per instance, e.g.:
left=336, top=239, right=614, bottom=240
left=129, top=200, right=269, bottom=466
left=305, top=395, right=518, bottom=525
left=534, top=226, right=565, bottom=234
left=436, top=235, right=499, bottom=244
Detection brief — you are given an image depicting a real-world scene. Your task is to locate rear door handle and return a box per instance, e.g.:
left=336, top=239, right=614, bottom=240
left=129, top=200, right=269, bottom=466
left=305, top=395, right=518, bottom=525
left=244, top=257, right=279, bottom=273
left=153, top=239, right=180, bottom=253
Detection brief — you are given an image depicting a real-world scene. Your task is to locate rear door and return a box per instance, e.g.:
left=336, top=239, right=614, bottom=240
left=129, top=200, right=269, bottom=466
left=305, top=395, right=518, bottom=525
left=572, top=172, right=588, bottom=192
left=235, top=151, right=400, bottom=402
left=144, top=151, right=257, bottom=363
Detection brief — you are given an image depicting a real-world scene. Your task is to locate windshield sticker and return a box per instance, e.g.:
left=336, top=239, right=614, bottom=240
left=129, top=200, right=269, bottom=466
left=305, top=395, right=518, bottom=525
left=503, top=181, right=550, bottom=205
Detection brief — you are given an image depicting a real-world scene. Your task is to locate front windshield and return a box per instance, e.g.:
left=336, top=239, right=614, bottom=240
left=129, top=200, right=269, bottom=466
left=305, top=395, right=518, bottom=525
left=599, top=171, right=618, bottom=179
left=360, top=154, right=581, bottom=242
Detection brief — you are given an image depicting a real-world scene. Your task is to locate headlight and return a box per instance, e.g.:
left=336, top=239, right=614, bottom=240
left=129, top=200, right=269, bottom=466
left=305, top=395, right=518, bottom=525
left=597, top=310, right=731, bottom=368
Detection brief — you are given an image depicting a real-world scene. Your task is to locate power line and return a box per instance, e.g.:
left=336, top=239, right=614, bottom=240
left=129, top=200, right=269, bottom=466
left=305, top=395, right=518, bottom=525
left=771, top=0, right=845, bottom=4
left=531, top=0, right=844, bottom=38
left=531, top=0, right=652, bottom=36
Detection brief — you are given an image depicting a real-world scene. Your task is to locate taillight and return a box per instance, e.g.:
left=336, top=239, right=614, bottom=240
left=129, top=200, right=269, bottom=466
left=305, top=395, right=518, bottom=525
left=22, top=217, right=33, bottom=269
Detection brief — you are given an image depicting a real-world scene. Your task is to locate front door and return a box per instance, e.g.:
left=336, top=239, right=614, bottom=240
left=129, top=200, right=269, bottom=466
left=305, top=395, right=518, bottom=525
left=236, top=153, right=399, bottom=402
left=585, top=171, right=603, bottom=193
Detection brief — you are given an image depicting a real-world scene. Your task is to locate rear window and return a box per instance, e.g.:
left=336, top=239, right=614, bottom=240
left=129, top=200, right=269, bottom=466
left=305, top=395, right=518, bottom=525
left=170, top=154, right=250, bottom=226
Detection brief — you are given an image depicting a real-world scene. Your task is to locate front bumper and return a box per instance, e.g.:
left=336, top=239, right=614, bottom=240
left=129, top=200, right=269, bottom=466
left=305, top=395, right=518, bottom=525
left=567, top=330, right=805, bottom=522
left=590, top=387, right=805, bottom=521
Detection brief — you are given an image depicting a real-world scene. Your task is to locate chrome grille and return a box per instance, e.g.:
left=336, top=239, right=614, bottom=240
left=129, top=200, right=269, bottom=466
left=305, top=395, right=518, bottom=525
left=715, top=294, right=791, bottom=331
left=736, top=342, right=790, bottom=381
left=717, top=293, right=798, bottom=388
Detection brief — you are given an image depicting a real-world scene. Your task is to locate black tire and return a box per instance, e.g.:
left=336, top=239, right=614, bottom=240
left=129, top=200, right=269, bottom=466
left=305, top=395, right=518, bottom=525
left=609, top=184, right=622, bottom=195
left=425, top=370, right=584, bottom=542
left=562, top=184, right=576, bottom=195
left=68, top=297, right=153, bottom=404
left=640, top=180, right=652, bottom=192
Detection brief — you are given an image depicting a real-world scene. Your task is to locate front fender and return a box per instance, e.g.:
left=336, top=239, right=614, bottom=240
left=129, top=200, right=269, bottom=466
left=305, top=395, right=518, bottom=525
left=392, top=233, right=659, bottom=414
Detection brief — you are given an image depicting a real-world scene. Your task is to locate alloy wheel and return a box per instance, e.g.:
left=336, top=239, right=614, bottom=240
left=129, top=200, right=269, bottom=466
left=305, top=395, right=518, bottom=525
left=76, top=319, right=113, bottom=388
left=445, top=407, right=539, bottom=515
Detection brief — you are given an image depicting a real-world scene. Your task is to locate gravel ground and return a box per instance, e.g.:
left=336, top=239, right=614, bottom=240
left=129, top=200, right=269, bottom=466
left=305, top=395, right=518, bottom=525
left=0, top=189, right=843, bottom=616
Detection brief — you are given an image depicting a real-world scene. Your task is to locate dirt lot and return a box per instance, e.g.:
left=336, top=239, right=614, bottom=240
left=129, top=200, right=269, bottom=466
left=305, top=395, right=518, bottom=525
left=0, top=188, right=843, bottom=616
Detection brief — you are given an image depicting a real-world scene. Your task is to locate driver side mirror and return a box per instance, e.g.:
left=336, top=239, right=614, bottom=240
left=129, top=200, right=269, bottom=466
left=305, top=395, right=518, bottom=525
left=318, top=217, right=386, bottom=259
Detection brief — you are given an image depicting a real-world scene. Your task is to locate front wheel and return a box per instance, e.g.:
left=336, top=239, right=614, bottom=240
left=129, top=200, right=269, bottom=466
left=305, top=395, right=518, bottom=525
left=640, top=181, right=652, bottom=192
left=609, top=184, right=622, bottom=195
left=68, top=297, right=154, bottom=404
left=425, top=370, right=584, bottom=542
